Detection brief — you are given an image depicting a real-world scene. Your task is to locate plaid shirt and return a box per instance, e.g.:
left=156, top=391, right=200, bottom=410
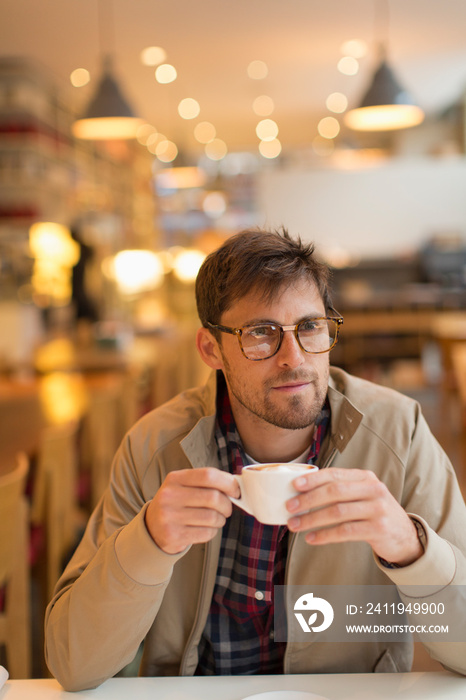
left=196, top=374, right=330, bottom=676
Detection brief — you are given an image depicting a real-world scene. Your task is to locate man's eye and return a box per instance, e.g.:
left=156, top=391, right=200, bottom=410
left=247, top=325, right=277, bottom=339
left=300, top=320, right=322, bottom=332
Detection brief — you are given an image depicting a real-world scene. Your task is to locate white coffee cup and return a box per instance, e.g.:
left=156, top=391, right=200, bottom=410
left=230, top=463, right=318, bottom=525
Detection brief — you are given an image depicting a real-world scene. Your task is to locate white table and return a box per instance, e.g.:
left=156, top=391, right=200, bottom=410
left=2, top=672, right=466, bottom=699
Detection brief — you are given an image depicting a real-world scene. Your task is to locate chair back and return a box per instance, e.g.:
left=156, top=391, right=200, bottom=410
left=0, top=454, right=28, bottom=585
left=0, top=453, right=31, bottom=678
left=150, top=327, right=210, bottom=409
left=30, top=421, right=80, bottom=601
left=452, top=343, right=466, bottom=408
left=80, top=386, right=121, bottom=508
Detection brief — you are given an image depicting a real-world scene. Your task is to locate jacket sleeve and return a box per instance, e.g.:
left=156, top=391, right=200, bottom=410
left=44, top=433, right=188, bottom=692
left=376, top=404, right=466, bottom=676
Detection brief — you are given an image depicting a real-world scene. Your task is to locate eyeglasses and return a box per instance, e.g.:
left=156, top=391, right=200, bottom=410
left=206, top=313, right=343, bottom=361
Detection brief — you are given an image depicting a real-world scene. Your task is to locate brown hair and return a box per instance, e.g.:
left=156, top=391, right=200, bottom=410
left=195, top=227, right=333, bottom=329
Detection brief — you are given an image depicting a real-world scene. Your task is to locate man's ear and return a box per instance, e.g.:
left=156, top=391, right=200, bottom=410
left=196, top=327, right=224, bottom=370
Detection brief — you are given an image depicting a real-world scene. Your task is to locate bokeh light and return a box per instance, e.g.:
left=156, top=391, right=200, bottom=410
left=141, top=46, right=167, bottom=66
left=326, top=92, right=348, bottom=114
left=340, top=39, right=367, bottom=59
left=202, top=191, right=227, bottom=218
left=178, top=98, right=200, bottom=120
left=146, top=132, right=167, bottom=153
left=155, top=64, right=177, bottom=84
left=258, top=138, right=282, bottom=159
left=136, top=123, right=157, bottom=145
left=205, top=139, right=228, bottom=161
left=194, top=121, right=216, bottom=144
left=155, top=140, right=178, bottom=162
left=317, top=116, right=341, bottom=139
left=111, top=250, right=164, bottom=294
left=256, top=119, right=279, bottom=141
left=338, top=56, right=359, bottom=76
left=253, top=95, right=275, bottom=116
left=70, top=68, right=90, bottom=87
left=172, top=249, right=206, bottom=283
left=247, top=60, right=268, bottom=79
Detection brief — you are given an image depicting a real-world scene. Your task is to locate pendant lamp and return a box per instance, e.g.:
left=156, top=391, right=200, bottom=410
left=344, top=49, right=424, bottom=131
left=72, top=0, right=143, bottom=140
left=344, top=1, right=424, bottom=132
left=73, top=56, right=144, bottom=140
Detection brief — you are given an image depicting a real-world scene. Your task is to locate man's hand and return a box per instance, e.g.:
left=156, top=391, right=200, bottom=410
left=145, top=468, right=240, bottom=555
left=286, top=468, right=424, bottom=567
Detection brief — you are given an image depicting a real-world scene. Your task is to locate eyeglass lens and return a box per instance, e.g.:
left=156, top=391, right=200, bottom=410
left=241, top=319, right=337, bottom=360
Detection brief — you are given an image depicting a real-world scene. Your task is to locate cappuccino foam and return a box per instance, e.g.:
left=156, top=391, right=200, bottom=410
left=247, top=463, right=310, bottom=473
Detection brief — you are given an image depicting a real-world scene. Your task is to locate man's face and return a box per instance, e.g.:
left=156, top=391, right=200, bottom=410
left=215, top=278, right=330, bottom=432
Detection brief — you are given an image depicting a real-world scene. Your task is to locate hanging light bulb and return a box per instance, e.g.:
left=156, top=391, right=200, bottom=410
left=73, top=0, right=143, bottom=140
left=73, top=56, right=144, bottom=140
left=344, top=48, right=424, bottom=131
left=344, top=1, right=424, bottom=132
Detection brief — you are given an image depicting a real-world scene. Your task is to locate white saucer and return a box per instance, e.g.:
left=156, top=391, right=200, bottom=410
left=242, top=691, right=328, bottom=700
left=0, top=665, right=9, bottom=690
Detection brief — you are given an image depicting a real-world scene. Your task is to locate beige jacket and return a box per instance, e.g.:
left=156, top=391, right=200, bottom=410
left=45, top=368, right=466, bottom=691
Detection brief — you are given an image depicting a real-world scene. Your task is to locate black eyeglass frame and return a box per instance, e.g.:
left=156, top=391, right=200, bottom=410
left=206, top=311, right=344, bottom=361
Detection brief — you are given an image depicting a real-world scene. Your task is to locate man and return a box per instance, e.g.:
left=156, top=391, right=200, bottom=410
left=45, top=229, right=466, bottom=691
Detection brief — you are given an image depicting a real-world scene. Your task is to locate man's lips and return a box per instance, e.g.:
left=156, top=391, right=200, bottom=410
left=267, top=371, right=316, bottom=393
left=272, top=381, right=311, bottom=392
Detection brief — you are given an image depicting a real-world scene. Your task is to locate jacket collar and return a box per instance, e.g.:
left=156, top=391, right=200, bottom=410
left=180, top=371, right=218, bottom=468
left=327, top=368, right=363, bottom=452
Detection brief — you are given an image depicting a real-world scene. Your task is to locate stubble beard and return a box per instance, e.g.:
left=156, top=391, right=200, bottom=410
left=223, top=360, right=329, bottom=431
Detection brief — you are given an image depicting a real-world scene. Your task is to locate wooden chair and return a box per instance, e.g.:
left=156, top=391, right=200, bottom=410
left=150, top=327, right=210, bottom=409
left=30, top=421, right=80, bottom=602
left=451, top=342, right=466, bottom=414
left=80, top=382, right=122, bottom=509
left=117, top=369, right=141, bottom=437
left=451, top=342, right=466, bottom=497
left=0, top=453, right=31, bottom=678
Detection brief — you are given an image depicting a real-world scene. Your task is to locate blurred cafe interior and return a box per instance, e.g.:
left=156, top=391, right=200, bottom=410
left=1, top=0, right=466, bottom=682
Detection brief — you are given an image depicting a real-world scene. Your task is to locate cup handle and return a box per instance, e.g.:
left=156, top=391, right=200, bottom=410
left=230, top=474, right=254, bottom=516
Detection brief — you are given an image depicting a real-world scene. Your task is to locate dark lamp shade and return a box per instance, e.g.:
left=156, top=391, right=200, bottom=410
left=73, top=69, right=144, bottom=140
left=344, top=60, right=424, bottom=131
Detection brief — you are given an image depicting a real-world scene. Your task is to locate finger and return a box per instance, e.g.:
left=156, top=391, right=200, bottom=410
left=288, top=470, right=386, bottom=514
left=293, top=467, right=376, bottom=492
left=157, top=483, right=234, bottom=519
left=303, top=519, right=373, bottom=546
left=168, top=467, right=240, bottom=498
left=161, top=505, right=228, bottom=530
left=192, top=468, right=240, bottom=499
left=288, top=497, right=380, bottom=533
left=147, top=496, right=230, bottom=553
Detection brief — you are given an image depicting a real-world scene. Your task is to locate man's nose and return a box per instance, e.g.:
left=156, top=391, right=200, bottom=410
left=276, top=329, right=305, bottom=368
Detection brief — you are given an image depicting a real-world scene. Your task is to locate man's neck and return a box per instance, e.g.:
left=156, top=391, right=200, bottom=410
left=230, top=402, right=315, bottom=463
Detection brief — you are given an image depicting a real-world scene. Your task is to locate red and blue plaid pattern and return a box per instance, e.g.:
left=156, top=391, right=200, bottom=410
left=196, top=373, right=329, bottom=675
